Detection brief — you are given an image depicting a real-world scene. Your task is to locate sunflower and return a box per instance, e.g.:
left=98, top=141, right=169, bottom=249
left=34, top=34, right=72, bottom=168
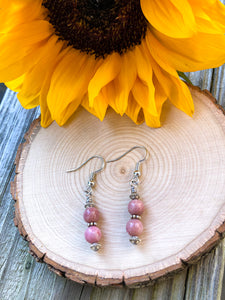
left=1, top=0, right=225, bottom=127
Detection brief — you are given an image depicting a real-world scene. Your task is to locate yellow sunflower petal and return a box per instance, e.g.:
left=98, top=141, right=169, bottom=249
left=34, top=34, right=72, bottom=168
left=114, top=51, right=137, bottom=115
left=148, top=49, right=194, bottom=116
left=141, top=75, right=168, bottom=127
left=189, top=0, right=225, bottom=33
left=0, top=0, right=43, bottom=33
left=131, top=78, right=150, bottom=113
left=58, top=101, right=83, bottom=126
left=92, top=92, right=108, bottom=121
left=0, top=44, right=44, bottom=83
left=39, top=45, right=75, bottom=127
left=20, top=96, right=40, bottom=109
left=0, top=20, right=52, bottom=51
left=47, top=49, right=98, bottom=125
left=152, top=76, right=168, bottom=116
left=88, top=53, right=121, bottom=106
left=38, top=46, right=73, bottom=127
left=170, top=79, right=194, bottom=117
left=17, top=36, right=63, bottom=108
left=99, top=79, right=132, bottom=118
left=125, top=94, right=144, bottom=125
left=5, top=74, right=25, bottom=92
left=147, top=28, right=225, bottom=72
left=132, top=42, right=158, bottom=116
left=141, top=0, right=196, bottom=38
left=81, top=94, right=95, bottom=117
left=143, top=110, right=161, bottom=128
left=0, top=20, right=53, bottom=82
left=82, top=92, right=108, bottom=122
left=101, top=81, right=117, bottom=113
left=40, top=77, right=53, bottom=128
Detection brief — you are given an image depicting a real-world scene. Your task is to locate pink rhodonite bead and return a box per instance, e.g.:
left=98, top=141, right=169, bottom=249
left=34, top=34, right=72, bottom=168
left=128, top=199, right=144, bottom=215
left=83, top=207, right=100, bottom=223
left=85, top=226, right=102, bottom=244
left=126, top=219, right=143, bottom=236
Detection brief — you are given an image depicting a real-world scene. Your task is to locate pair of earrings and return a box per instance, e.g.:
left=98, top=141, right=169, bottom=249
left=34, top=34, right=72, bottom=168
left=67, top=146, right=148, bottom=252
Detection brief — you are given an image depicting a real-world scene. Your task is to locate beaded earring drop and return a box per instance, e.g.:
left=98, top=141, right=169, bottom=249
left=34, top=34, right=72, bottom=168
left=106, top=146, right=147, bottom=245
left=126, top=160, right=145, bottom=245
left=67, top=155, right=105, bottom=251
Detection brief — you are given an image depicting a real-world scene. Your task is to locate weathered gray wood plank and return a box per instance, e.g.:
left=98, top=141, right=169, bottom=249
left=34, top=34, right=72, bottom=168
left=187, top=70, right=213, bottom=91
left=131, top=271, right=187, bottom=300
left=1, top=63, right=225, bottom=299
left=184, top=240, right=225, bottom=300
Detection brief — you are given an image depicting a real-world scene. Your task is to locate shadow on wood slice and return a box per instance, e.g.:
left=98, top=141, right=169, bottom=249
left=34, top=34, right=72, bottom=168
left=11, top=85, right=225, bottom=288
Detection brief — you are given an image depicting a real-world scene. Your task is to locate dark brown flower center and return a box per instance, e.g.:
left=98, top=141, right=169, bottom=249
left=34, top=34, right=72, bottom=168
left=42, top=0, right=147, bottom=58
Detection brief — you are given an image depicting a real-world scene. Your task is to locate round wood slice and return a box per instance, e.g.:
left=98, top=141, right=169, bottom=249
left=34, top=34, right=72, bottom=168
left=11, top=85, right=225, bottom=287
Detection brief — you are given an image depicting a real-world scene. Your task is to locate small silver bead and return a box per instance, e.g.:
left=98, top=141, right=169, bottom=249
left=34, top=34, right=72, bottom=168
left=86, top=197, right=92, bottom=202
left=90, top=243, right=101, bottom=251
left=85, top=189, right=92, bottom=195
left=88, top=181, right=95, bottom=187
left=129, top=236, right=141, bottom=245
left=134, top=171, right=141, bottom=177
left=88, top=222, right=97, bottom=227
left=86, top=197, right=93, bottom=202
left=131, top=215, right=141, bottom=220
left=85, top=203, right=95, bottom=208
left=131, top=179, right=139, bottom=185
left=130, top=194, right=139, bottom=200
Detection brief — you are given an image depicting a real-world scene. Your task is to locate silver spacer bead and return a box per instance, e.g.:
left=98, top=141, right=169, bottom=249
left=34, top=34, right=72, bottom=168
left=134, top=171, right=141, bottom=177
left=84, top=203, right=95, bottom=208
left=130, top=194, right=140, bottom=200
left=86, top=197, right=92, bottom=202
left=88, top=181, right=95, bottom=187
left=85, top=189, right=92, bottom=195
left=129, top=236, right=141, bottom=245
left=90, top=243, right=101, bottom=251
left=131, top=215, right=141, bottom=220
left=131, top=179, right=139, bottom=185
left=88, top=222, right=97, bottom=227
left=131, top=186, right=137, bottom=193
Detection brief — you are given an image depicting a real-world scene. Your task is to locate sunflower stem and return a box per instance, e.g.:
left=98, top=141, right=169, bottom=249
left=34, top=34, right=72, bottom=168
left=177, top=71, right=193, bottom=85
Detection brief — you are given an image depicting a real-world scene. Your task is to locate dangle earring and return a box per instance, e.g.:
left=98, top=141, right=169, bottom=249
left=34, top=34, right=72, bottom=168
left=67, top=155, right=105, bottom=252
left=106, top=146, right=147, bottom=245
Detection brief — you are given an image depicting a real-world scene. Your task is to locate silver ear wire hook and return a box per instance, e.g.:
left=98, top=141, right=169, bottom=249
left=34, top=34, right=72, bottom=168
left=66, top=155, right=106, bottom=182
left=106, top=146, right=148, bottom=172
